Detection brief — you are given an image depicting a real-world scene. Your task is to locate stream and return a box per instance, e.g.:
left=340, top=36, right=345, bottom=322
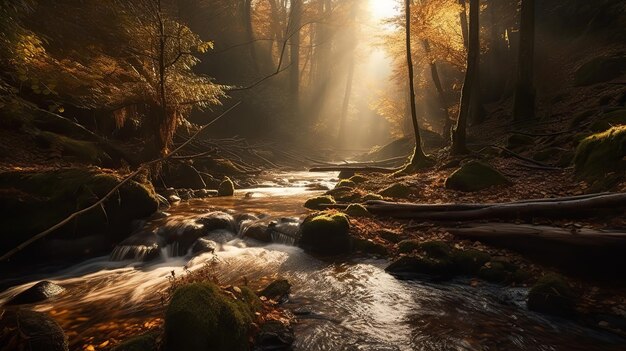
left=0, top=171, right=624, bottom=351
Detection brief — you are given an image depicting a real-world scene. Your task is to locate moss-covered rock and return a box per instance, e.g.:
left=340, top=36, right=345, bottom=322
left=111, top=333, right=158, bottom=351
left=574, top=55, right=626, bottom=86
left=478, top=261, right=509, bottom=283
left=362, top=193, right=383, bottom=201
left=217, top=177, right=235, bottom=196
left=397, top=239, right=421, bottom=254
left=452, top=249, right=491, bottom=275
left=325, top=187, right=362, bottom=203
left=344, top=204, right=370, bottom=217
left=352, top=237, right=388, bottom=256
left=335, top=179, right=357, bottom=189
left=36, top=131, right=112, bottom=166
left=164, top=282, right=255, bottom=351
left=418, top=241, right=453, bottom=259
left=304, top=195, right=336, bottom=210
left=527, top=274, right=577, bottom=317
left=574, top=126, right=626, bottom=180
left=298, top=211, right=351, bottom=255
left=259, top=279, right=291, bottom=301
left=385, top=256, right=456, bottom=278
left=349, top=175, right=369, bottom=183
left=445, top=161, right=511, bottom=192
left=507, top=134, right=534, bottom=150
left=589, top=109, right=626, bottom=132
left=0, top=168, right=158, bottom=261
left=338, top=170, right=355, bottom=179
left=378, top=183, right=411, bottom=198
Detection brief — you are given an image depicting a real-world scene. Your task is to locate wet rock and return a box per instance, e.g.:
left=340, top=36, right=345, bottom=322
left=111, top=332, right=158, bottom=351
left=242, top=222, right=271, bottom=242
left=234, top=213, right=259, bottom=226
left=527, top=274, right=577, bottom=317
left=217, top=177, right=235, bottom=197
left=385, top=256, right=456, bottom=278
left=0, top=309, right=68, bottom=351
left=344, top=204, right=370, bottom=217
left=268, top=219, right=300, bottom=245
left=299, top=212, right=351, bottom=255
left=6, top=281, right=65, bottom=305
left=445, top=161, right=511, bottom=192
left=164, top=282, right=255, bottom=351
left=111, top=230, right=160, bottom=261
left=255, top=320, right=294, bottom=351
left=194, top=189, right=218, bottom=198
left=378, top=183, right=411, bottom=198
left=304, top=195, right=336, bottom=210
left=178, top=189, right=194, bottom=200
left=259, top=279, right=291, bottom=301
left=197, top=211, right=236, bottom=233
left=204, top=229, right=236, bottom=244
left=191, top=237, right=218, bottom=255
left=478, top=261, right=509, bottom=283
left=168, top=194, right=181, bottom=203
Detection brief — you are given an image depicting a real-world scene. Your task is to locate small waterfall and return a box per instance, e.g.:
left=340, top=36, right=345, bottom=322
left=270, top=230, right=299, bottom=246
left=110, top=244, right=159, bottom=261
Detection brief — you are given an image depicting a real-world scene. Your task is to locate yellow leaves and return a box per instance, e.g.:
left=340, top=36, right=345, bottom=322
left=196, top=41, right=214, bottom=54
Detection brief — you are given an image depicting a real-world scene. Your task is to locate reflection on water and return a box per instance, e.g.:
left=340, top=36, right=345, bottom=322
left=0, top=171, right=624, bottom=350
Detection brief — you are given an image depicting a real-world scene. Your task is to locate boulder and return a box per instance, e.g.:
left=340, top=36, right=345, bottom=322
left=344, top=204, right=370, bottom=217
left=111, top=230, right=160, bottom=261
left=242, top=222, right=271, bottom=242
left=574, top=55, right=626, bottom=86
left=335, top=179, right=357, bottom=189
left=164, top=282, right=256, bottom=351
left=574, top=126, right=626, bottom=181
left=451, top=249, right=491, bottom=275
left=197, top=211, right=236, bottom=233
left=385, top=256, right=456, bottom=278
left=162, top=163, right=206, bottom=190
left=0, top=309, right=68, bottom=351
left=397, top=239, right=421, bottom=254
left=325, top=187, right=362, bottom=203
left=378, top=183, right=411, bottom=198
left=191, top=238, right=218, bottom=255
left=352, top=238, right=388, bottom=256
left=217, top=177, right=235, bottom=197
left=445, top=161, right=511, bottom=192
left=6, top=281, right=65, bottom=305
left=111, top=333, right=158, bottom=351
left=362, top=193, right=383, bottom=201
left=298, top=212, right=351, bottom=255
left=589, top=109, right=626, bottom=132
left=527, top=274, right=577, bottom=317
left=304, top=195, right=335, bottom=210
left=349, top=175, right=369, bottom=183
left=258, top=279, right=291, bottom=301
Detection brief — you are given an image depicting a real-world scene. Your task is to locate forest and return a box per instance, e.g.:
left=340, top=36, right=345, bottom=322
left=0, top=0, right=625, bottom=350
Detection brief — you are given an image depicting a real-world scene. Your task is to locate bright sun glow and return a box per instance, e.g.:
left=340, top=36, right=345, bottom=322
left=368, top=0, right=400, bottom=21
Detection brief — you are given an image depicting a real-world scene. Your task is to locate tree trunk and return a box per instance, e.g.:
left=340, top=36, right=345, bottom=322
left=458, top=0, right=469, bottom=50
left=289, top=0, right=302, bottom=98
left=422, top=40, right=452, bottom=139
left=451, top=0, right=479, bottom=155
left=242, top=0, right=259, bottom=71
left=513, top=0, right=536, bottom=121
left=404, top=0, right=429, bottom=167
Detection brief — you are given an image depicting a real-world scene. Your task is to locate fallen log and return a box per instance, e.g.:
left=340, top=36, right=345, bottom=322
left=309, top=166, right=399, bottom=174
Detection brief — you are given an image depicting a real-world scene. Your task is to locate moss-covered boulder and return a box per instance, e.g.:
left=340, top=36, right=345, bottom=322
left=344, top=204, right=370, bottom=217
left=164, top=282, right=255, bottom=351
left=574, top=55, right=626, bottom=86
left=589, top=109, right=626, bottom=132
left=452, top=249, right=491, bottom=275
left=325, top=187, right=362, bottom=203
left=362, top=193, right=383, bottom=201
left=378, top=183, right=411, bottom=198
left=304, top=195, right=335, bottom=210
left=259, top=279, right=291, bottom=301
left=335, top=179, right=357, bottom=189
left=217, top=177, right=235, bottom=196
left=527, top=274, right=577, bottom=317
left=445, top=161, right=511, bottom=192
left=574, top=126, right=626, bottom=180
left=298, top=211, right=351, bottom=255
left=352, top=238, right=388, bottom=256
left=36, top=131, right=112, bottom=166
left=111, top=333, right=158, bottom=351
left=0, top=168, right=158, bottom=261
left=478, top=261, right=509, bottom=283
left=506, top=134, right=534, bottom=150
left=349, top=175, right=369, bottom=183
left=397, top=239, right=421, bottom=254
left=385, top=256, right=456, bottom=278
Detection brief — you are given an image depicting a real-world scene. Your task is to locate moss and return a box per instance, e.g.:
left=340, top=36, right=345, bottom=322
left=352, top=237, right=388, bottom=256
left=478, top=262, right=508, bottom=283
left=397, top=239, right=421, bottom=254
left=259, top=279, right=291, bottom=300
left=574, top=55, right=626, bottom=86
left=362, top=193, right=383, bottom=201
left=325, top=187, right=362, bottom=203
left=589, top=109, right=626, bottom=132
left=385, top=256, right=456, bottom=278
left=349, top=175, right=368, bottom=183
left=239, top=286, right=263, bottom=312
left=304, top=195, right=335, bottom=210
left=335, top=179, right=357, bottom=189
left=527, top=274, right=577, bottom=317
left=344, top=204, right=370, bottom=217
left=218, top=177, right=235, bottom=196
left=445, top=161, right=511, bottom=192
left=298, top=211, right=351, bottom=255
left=418, top=241, right=453, bottom=259
left=112, top=333, right=158, bottom=351
left=574, top=126, right=626, bottom=180
left=164, top=282, right=254, bottom=351
left=378, top=183, right=411, bottom=198
left=507, top=134, right=534, bottom=150
left=37, top=131, right=111, bottom=165
left=452, top=249, right=491, bottom=275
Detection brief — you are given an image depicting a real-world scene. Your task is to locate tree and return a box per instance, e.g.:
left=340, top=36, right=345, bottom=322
left=512, top=0, right=536, bottom=121
left=289, top=0, right=303, bottom=98
left=451, top=0, right=479, bottom=154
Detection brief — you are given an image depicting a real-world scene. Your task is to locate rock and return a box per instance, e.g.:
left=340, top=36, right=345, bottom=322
left=35, top=131, right=112, bottom=166
left=385, top=256, right=456, bottom=278
left=204, top=229, right=236, bottom=244
left=255, top=320, right=294, bottom=351
left=377, top=229, right=403, bottom=243
left=344, top=204, right=370, bottom=217
left=0, top=168, right=158, bottom=262
left=111, top=230, right=160, bottom=261
left=191, top=237, right=218, bottom=255
left=397, top=239, right=421, bottom=254
left=298, top=211, right=351, bottom=255
left=574, top=55, right=626, bottom=86
left=259, top=279, right=291, bottom=301
left=589, top=109, right=626, bottom=132
left=335, top=179, right=357, bottom=189
left=241, top=222, right=271, bottom=242
left=338, top=170, right=355, bottom=179
left=304, top=195, right=336, bottom=210
left=506, top=134, right=534, bottom=150
left=6, top=281, right=65, bottom=305
left=197, top=211, right=236, bottom=233
left=111, top=333, right=158, bottom=351
left=445, top=161, right=511, bottom=192
left=0, top=309, right=68, bottom=351
left=217, top=177, right=235, bottom=197
left=162, top=163, right=206, bottom=190
left=268, top=219, right=300, bottom=245
left=378, top=183, right=411, bottom=198
left=349, top=175, right=368, bottom=183
left=574, top=126, right=626, bottom=181
left=168, top=194, right=181, bottom=203
left=362, top=193, right=383, bottom=201
left=527, top=274, right=577, bottom=317
left=478, top=261, right=508, bottom=283
left=193, top=189, right=217, bottom=198
left=325, top=187, right=362, bottom=203
left=452, top=249, right=491, bottom=275
left=418, top=241, right=453, bottom=259
left=352, top=238, right=388, bottom=256
left=164, top=282, right=255, bottom=351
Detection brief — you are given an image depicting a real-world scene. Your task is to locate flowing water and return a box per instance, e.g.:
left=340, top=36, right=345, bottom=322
left=0, top=171, right=624, bottom=350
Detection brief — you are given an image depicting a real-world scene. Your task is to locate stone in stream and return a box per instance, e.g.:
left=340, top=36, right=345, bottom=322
left=111, top=230, right=160, bottom=261
left=298, top=211, right=351, bottom=255
left=0, top=309, right=68, bottom=351
left=255, top=320, right=294, bottom=351
left=304, top=195, right=336, bottom=210
left=191, top=237, right=218, bottom=255
left=258, top=279, right=291, bottom=301
left=197, top=211, right=236, bottom=233
left=217, top=176, right=235, bottom=196
left=6, top=281, right=65, bottom=305
left=242, top=222, right=271, bottom=242
left=527, top=274, right=577, bottom=317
